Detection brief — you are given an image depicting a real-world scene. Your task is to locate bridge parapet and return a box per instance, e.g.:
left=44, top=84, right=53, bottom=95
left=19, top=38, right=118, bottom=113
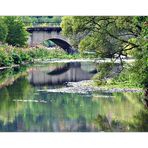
left=27, top=26, right=61, bottom=33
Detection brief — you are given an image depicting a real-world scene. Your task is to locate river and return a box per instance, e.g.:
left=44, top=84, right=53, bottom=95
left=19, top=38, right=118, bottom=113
left=0, top=61, right=147, bottom=132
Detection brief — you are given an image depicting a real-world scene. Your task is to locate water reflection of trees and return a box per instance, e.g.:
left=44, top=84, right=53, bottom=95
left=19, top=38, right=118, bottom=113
left=93, top=92, right=148, bottom=132
left=130, top=110, right=148, bottom=131
left=0, top=66, right=27, bottom=89
left=94, top=109, right=148, bottom=132
left=92, top=92, right=143, bottom=122
left=0, top=79, right=147, bottom=131
left=0, top=77, right=34, bottom=125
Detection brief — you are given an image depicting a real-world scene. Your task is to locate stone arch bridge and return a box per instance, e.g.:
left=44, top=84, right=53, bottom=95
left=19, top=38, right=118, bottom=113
left=27, top=27, right=76, bottom=54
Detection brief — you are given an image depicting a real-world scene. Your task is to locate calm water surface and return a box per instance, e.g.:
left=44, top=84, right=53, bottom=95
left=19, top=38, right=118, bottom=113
left=0, top=62, right=147, bottom=132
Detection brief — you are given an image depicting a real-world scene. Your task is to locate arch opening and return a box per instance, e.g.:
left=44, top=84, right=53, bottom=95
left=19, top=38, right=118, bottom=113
left=42, top=40, right=56, bottom=48
left=47, top=38, right=76, bottom=54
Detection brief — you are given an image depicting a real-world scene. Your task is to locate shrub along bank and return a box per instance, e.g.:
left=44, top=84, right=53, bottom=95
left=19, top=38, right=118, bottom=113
left=0, top=45, right=83, bottom=67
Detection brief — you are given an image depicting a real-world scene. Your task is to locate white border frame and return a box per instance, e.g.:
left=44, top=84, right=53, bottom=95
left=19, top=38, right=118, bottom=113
left=0, top=0, right=148, bottom=147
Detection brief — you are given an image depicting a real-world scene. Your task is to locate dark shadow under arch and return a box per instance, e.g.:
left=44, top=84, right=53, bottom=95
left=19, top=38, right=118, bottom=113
left=47, top=63, right=70, bottom=75
left=47, top=62, right=97, bottom=76
left=48, top=38, right=76, bottom=54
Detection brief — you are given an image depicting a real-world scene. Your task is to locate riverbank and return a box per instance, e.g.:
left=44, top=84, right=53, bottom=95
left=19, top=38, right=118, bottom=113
left=37, top=80, right=143, bottom=94
left=0, top=45, right=82, bottom=68
left=0, top=58, right=135, bottom=71
left=0, top=44, right=135, bottom=69
left=33, top=58, right=135, bottom=64
left=0, top=64, right=19, bottom=70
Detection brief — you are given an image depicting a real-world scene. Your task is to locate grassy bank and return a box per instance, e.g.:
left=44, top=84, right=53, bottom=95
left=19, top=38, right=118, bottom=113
left=78, top=79, right=143, bottom=90
left=93, top=78, right=143, bottom=89
left=93, top=72, right=143, bottom=89
left=0, top=45, right=85, bottom=67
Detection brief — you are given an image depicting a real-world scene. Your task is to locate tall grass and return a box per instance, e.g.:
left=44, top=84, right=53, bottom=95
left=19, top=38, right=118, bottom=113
left=0, top=45, right=82, bottom=67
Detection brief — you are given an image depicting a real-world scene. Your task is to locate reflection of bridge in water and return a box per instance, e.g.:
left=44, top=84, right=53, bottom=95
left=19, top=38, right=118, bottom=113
left=28, top=62, right=97, bottom=86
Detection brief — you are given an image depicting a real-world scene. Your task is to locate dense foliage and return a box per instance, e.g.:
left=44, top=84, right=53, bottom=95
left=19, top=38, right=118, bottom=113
left=0, top=45, right=81, bottom=67
left=0, top=17, right=8, bottom=43
left=0, top=16, right=28, bottom=47
left=4, top=16, right=28, bottom=47
left=61, top=16, right=148, bottom=88
left=21, top=16, right=62, bottom=26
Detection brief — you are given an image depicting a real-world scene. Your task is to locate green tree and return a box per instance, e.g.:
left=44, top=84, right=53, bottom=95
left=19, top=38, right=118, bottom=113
left=61, top=16, right=144, bottom=57
left=51, top=16, right=61, bottom=23
left=21, top=16, right=33, bottom=27
left=4, top=16, right=28, bottom=47
left=61, top=16, right=87, bottom=48
left=131, top=17, right=148, bottom=88
left=61, top=16, right=148, bottom=87
left=0, top=17, right=8, bottom=43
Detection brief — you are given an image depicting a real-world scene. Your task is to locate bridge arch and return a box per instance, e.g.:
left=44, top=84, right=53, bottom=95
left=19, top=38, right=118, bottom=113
left=27, top=27, right=76, bottom=54
left=45, top=38, right=75, bottom=54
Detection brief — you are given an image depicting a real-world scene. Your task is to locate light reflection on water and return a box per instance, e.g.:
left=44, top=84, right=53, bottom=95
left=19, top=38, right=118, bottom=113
left=0, top=62, right=147, bottom=132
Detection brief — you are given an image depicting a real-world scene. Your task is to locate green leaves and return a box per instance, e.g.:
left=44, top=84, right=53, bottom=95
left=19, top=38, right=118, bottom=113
left=4, top=16, right=28, bottom=47
left=61, top=16, right=74, bottom=36
left=0, top=16, right=28, bottom=47
left=0, top=18, right=8, bottom=43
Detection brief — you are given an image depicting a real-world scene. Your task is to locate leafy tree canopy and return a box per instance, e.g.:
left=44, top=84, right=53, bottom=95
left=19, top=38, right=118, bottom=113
left=0, top=17, right=8, bottom=43
left=61, top=16, right=148, bottom=88
left=4, top=16, right=28, bottom=47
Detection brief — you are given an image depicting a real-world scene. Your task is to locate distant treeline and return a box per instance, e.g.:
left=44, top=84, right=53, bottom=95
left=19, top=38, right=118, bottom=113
left=21, top=16, right=62, bottom=25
